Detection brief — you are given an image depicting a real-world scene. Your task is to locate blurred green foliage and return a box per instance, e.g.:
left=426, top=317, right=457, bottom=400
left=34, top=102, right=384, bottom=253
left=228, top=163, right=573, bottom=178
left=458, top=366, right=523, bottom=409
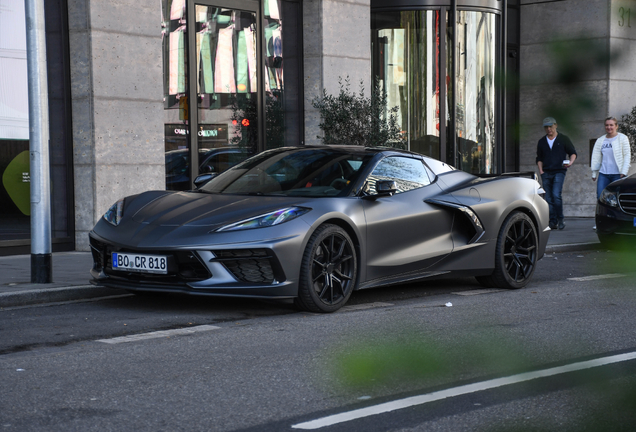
left=532, top=38, right=622, bottom=134
left=327, top=295, right=636, bottom=430
left=619, top=106, right=636, bottom=161
left=329, top=330, right=532, bottom=391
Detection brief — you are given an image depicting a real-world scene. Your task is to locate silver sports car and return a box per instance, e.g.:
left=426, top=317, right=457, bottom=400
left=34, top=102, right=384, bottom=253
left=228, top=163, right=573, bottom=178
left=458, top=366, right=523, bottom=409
left=89, top=146, right=550, bottom=313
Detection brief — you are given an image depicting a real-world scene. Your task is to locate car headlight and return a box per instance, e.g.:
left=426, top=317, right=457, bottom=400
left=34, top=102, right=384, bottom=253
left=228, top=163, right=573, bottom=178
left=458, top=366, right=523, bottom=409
left=599, top=189, right=618, bottom=207
left=215, top=207, right=310, bottom=232
left=103, top=198, right=125, bottom=226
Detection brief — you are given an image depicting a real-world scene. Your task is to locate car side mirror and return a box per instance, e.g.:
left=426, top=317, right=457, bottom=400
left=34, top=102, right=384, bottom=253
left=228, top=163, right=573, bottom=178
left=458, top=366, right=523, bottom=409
left=376, top=180, right=397, bottom=196
left=194, top=172, right=218, bottom=188
left=361, top=179, right=398, bottom=200
left=200, top=165, right=214, bottom=174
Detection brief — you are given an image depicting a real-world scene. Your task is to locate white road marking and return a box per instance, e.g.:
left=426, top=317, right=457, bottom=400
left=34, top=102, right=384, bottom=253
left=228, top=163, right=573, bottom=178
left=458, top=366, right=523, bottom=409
left=567, top=274, right=626, bottom=282
left=96, top=324, right=221, bottom=344
left=292, top=351, right=636, bottom=430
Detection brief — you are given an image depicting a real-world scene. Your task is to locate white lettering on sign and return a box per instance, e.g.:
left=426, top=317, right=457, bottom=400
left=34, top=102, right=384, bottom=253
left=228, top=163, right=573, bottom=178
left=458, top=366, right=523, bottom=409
left=198, top=129, right=219, bottom=137
left=22, top=172, right=30, bottom=183
left=171, top=127, right=223, bottom=137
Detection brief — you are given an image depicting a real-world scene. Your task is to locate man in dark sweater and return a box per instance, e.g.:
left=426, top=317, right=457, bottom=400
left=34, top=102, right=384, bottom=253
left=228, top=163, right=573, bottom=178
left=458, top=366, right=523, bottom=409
left=536, top=117, right=577, bottom=230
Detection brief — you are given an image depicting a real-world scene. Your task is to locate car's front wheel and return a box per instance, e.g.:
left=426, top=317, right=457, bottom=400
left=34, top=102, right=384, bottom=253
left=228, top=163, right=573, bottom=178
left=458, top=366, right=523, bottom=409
left=476, top=211, right=538, bottom=289
left=294, top=224, right=357, bottom=313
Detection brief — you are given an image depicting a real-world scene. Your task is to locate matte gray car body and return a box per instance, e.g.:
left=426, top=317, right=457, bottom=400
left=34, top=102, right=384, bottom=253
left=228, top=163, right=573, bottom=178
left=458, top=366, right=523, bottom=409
left=89, top=146, right=550, bottom=312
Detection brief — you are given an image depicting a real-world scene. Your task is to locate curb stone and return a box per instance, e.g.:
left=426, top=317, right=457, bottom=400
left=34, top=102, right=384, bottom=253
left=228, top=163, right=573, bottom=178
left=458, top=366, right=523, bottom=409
left=1, top=242, right=602, bottom=308
left=0, top=285, right=128, bottom=308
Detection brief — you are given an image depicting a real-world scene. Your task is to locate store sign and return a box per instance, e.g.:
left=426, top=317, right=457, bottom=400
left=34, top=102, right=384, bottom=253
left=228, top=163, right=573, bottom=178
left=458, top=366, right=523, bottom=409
left=165, top=124, right=228, bottom=141
left=199, top=129, right=218, bottom=137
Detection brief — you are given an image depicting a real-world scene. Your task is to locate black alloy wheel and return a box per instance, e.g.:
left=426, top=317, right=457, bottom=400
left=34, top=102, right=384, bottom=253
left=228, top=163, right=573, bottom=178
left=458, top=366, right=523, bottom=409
left=477, top=211, right=538, bottom=289
left=295, top=224, right=357, bottom=313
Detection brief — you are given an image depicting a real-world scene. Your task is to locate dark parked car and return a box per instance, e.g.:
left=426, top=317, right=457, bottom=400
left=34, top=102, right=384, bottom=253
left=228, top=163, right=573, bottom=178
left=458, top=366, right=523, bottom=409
left=595, top=173, right=636, bottom=247
left=90, top=145, right=550, bottom=313
left=166, top=147, right=250, bottom=190
left=165, top=148, right=210, bottom=190
left=199, top=147, right=251, bottom=175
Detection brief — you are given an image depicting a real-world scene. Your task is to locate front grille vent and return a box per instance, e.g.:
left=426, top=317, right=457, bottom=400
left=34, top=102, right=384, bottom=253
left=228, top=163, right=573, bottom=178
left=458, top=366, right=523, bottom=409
left=90, top=236, right=108, bottom=271
left=619, top=192, right=636, bottom=216
left=213, top=249, right=283, bottom=284
left=93, top=242, right=211, bottom=285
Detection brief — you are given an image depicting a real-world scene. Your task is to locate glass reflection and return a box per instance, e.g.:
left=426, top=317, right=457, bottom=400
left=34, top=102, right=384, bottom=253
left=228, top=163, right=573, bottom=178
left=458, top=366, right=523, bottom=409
left=161, top=0, right=304, bottom=190
left=372, top=11, right=441, bottom=159
left=455, top=11, right=496, bottom=174
left=264, top=0, right=287, bottom=149
left=163, top=0, right=187, bottom=104
left=0, top=0, right=30, bottom=240
left=196, top=6, right=258, bottom=152
left=195, top=6, right=258, bottom=191
left=162, top=0, right=189, bottom=190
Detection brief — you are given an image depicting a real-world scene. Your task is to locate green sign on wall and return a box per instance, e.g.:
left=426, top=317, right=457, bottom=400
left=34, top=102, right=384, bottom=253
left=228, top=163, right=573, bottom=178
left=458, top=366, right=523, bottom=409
left=2, top=150, right=31, bottom=216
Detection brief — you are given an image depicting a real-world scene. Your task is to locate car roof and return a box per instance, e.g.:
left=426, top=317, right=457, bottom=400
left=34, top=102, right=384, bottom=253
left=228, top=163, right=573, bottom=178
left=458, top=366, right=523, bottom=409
left=203, top=146, right=249, bottom=153
left=286, top=144, right=419, bottom=157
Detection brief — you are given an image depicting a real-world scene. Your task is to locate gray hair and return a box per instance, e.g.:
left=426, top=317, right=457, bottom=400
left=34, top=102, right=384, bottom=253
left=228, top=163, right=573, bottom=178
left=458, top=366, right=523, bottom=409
left=605, top=116, right=619, bottom=125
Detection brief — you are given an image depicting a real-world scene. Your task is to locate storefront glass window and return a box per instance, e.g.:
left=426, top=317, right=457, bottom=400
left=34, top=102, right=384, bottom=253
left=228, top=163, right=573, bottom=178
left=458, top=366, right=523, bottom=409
left=455, top=11, right=496, bottom=174
left=263, top=0, right=284, bottom=149
left=194, top=5, right=258, bottom=186
left=372, top=4, right=500, bottom=175
left=262, top=0, right=302, bottom=149
left=0, top=0, right=30, bottom=241
left=372, top=11, right=443, bottom=159
left=162, top=0, right=303, bottom=190
left=162, top=0, right=191, bottom=190
left=1, top=0, right=73, bottom=250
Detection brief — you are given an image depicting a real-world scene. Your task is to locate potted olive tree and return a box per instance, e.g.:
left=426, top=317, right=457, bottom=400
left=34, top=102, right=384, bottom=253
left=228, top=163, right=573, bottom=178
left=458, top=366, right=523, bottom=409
left=312, top=77, right=406, bottom=148
left=620, top=106, right=636, bottom=176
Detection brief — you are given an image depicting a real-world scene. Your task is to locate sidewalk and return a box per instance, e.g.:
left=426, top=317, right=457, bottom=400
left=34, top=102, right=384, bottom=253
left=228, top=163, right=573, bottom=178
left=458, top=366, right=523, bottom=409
left=0, top=218, right=600, bottom=308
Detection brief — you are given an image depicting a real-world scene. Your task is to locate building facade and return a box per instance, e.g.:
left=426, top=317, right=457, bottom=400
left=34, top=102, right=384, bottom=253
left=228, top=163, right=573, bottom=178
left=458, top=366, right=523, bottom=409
left=0, top=0, right=634, bottom=255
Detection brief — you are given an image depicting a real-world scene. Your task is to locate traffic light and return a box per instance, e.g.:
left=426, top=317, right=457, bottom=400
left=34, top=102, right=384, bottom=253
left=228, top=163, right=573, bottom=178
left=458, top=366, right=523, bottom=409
left=232, top=118, right=251, bottom=127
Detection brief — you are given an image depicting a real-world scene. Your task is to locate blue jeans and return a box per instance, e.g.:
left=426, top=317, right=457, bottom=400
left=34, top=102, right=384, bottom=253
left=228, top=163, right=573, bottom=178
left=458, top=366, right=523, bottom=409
left=541, top=171, right=565, bottom=225
left=597, top=173, right=622, bottom=199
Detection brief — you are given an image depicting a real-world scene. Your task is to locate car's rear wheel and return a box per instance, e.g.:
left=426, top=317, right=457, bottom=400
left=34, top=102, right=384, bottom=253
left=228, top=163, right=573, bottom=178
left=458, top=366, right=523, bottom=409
left=476, top=211, right=538, bottom=289
left=294, top=224, right=357, bottom=313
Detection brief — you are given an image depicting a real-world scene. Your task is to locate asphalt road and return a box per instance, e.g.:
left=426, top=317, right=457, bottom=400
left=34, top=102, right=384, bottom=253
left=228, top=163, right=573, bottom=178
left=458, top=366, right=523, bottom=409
left=1, top=249, right=636, bottom=431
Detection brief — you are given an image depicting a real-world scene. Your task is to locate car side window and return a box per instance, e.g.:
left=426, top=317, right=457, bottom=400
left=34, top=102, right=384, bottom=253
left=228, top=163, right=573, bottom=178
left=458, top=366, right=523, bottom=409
left=203, top=153, right=231, bottom=173
left=423, top=156, right=455, bottom=175
left=365, top=156, right=431, bottom=195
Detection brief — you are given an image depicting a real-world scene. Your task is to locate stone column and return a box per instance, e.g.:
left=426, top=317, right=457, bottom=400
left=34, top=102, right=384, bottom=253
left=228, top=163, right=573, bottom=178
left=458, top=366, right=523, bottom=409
left=519, top=0, right=611, bottom=217
left=303, top=0, right=371, bottom=145
left=68, top=0, right=164, bottom=250
left=610, top=0, right=636, bottom=176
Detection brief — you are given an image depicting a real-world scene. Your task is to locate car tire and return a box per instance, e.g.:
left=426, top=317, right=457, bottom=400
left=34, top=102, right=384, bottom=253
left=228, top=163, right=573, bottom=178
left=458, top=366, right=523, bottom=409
left=476, top=211, right=538, bottom=290
left=294, top=224, right=357, bottom=313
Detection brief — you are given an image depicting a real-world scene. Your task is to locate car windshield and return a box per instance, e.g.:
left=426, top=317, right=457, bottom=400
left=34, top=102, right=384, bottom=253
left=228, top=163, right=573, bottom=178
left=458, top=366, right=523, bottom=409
left=200, top=147, right=375, bottom=197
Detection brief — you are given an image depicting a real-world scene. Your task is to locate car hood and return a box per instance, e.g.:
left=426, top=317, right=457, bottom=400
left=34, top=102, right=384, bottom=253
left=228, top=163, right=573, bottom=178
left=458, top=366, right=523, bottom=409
left=615, top=174, right=636, bottom=191
left=129, top=190, right=307, bottom=229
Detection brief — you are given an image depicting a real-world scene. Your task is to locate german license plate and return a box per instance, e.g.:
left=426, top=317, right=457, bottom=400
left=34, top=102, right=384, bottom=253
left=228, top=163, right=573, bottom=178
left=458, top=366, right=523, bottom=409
left=633, top=217, right=636, bottom=227
left=111, top=252, right=168, bottom=274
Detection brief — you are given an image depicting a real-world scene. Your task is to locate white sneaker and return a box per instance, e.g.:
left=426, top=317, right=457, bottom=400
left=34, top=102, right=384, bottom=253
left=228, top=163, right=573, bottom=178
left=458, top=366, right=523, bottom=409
left=593, top=225, right=596, bottom=230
